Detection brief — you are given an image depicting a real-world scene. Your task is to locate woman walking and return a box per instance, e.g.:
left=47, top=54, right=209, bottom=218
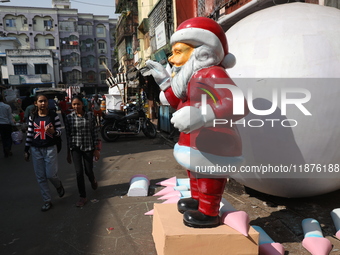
left=24, top=94, right=65, bottom=212
left=65, top=95, right=101, bottom=207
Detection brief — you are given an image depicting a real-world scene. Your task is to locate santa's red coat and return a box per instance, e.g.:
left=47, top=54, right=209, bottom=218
left=164, top=65, right=248, bottom=157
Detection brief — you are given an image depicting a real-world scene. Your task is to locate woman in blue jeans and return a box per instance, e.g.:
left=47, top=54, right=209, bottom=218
left=65, top=95, right=100, bottom=207
left=24, top=94, right=65, bottom=212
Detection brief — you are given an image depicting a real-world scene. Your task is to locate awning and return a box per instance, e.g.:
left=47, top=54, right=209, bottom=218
left=138, top=18, right=149, bottom=34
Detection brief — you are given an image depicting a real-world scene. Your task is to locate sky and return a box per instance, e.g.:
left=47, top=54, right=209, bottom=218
left=0, top=0, right=118, bottom=18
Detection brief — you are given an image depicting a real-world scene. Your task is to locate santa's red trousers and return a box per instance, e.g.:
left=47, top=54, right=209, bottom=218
left=187, top=170, right=227, bottom=217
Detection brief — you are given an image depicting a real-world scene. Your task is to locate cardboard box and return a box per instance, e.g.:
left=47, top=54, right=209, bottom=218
left=152, top=203, right=259, bottom=255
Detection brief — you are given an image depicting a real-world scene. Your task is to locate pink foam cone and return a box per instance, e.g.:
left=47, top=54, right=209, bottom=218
left=221, top=211, right=250, bottom=236
left=144, top=209, right=154, bottom=216
left=259, top=243, right=285, bottom=255
left=155, top=177, right=176, bottom=187
left=302, top=237, right=332, bottom=255
left=336, top=230, right=340, bottom=239
left=157, top=190, right=181, bottom=200
left=162, top=196, right=180, bottom=204
left=153, top=186, right=174, bottom=196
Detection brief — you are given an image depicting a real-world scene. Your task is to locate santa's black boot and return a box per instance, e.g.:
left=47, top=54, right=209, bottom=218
left=183, top=177, right=227, bottom=228
left=177, top=170, right=199, bottom=214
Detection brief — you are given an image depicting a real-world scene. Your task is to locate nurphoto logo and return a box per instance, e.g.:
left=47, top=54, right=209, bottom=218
left=200, top=84, right=312, bottom=128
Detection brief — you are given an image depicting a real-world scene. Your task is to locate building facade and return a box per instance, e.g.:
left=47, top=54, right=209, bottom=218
left=0, top=0, right=117, bottom=95
left=0, top=36, right=20, bottom=85
left=6, top=49, right=55, bottom=90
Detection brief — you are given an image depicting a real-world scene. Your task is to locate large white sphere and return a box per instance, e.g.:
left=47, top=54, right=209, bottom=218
left=226, top=3, right=340, bottom=197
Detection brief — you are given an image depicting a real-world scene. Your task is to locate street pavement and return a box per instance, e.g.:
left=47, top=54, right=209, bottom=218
left=1, top=120, right=340, bottom=255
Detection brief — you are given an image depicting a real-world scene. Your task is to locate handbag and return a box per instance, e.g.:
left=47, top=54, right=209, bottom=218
left=11, top=130, right=23, bottom=145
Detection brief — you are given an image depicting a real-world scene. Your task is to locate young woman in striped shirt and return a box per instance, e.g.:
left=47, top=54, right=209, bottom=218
left=24, top=94, right=65, bottom=212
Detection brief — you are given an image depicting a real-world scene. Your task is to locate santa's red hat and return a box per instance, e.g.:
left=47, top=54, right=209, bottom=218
left=170, top=17, right=235, bottom=69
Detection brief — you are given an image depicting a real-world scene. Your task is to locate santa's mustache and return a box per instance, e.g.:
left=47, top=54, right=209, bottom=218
left=171, top=65, right=182, bottom=76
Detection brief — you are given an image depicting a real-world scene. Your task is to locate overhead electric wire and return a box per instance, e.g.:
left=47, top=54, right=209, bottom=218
left=70, top=0, right=115, bottom=8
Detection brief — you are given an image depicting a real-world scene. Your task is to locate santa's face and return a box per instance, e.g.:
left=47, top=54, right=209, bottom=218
left=168, top=43, right=194, bottom=68
left=168, top=42, right=220, bottom=99
left=168, top=43, right=196, bottom=99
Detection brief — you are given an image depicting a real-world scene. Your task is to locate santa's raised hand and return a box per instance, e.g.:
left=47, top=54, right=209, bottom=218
left=145, top=60, right=171, bottom=91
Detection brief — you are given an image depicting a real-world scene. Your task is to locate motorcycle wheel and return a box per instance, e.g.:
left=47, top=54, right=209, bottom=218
left=142, top=119, right=157, bottom=139
left=101, top=122, right=120, bottom=142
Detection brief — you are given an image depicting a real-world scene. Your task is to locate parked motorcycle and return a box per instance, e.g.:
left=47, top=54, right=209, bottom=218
left=100, top=102, right=157, bottom=142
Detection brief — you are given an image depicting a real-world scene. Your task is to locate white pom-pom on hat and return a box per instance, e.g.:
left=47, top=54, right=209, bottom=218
left=222, top=52, right=236, bottom=69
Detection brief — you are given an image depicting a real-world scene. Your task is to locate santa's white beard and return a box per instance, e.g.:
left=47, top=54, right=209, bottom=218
left=171, top=46, right=220, bottom=99
left=171, top=56, right=194, bottom=99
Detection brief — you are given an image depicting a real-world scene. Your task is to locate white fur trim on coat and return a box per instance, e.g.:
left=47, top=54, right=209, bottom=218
left=173, top=143, right=245, bottom=177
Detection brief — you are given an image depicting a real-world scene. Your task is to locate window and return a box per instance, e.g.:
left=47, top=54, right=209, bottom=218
left=100, top=72, right=106, bottom=83
left=0, top=57, right=6, bottom=66
left=88, top=71, right=96, bottom=83
left=61, top=53, right=80, bottom=67
left=35, top=64, right=47, bottom=74
left=98, top=42, right=105, bottom=49
left=96, top=26, right=105, bottom=37
left=82, top=71, right=96, bottom=83
left=80, top=38, right=94, bottom=52
left=78, top=25, right=93, bottom=35
left=99, top=57, right=106, bottom=66
left=81, top=57, right=88, bottom=68
left=45, top=39, right=55, bottom=46
left=59, top=21, right=76, bottom=32
left=44, top=20, right=52, bottom=27
left=14, top=64, right=27, bottom=75
left=60, top=35, right=79, bottom=49
left=23, top=19, right=27, bottom=24
left=64, top=70, right=81, bottom=84
left=33, top=19, right=36, bottom=25
left=5, top=19, right=16, bottom=27
left=25, top=38, right=29, bottom=42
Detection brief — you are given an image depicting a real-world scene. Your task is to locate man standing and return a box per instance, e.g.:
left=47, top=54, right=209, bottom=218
left=48, top=96, right=57, bottom=112
left=146, top=17, right=248, bottom=228
left=21, top=91, right=32, bottom=111
left=0, top=94, right=14, bottom=158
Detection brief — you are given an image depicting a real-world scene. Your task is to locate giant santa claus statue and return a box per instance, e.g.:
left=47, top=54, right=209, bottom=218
left=146, top=17, right=248, bottom=228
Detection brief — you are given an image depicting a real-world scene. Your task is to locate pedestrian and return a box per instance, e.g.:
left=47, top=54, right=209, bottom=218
left=58, top=96, right=72, bottom=124
left=65, top=95, right=100, bottom=207
left=21, top=91, right=31, bottom=111
left=24, top=94, right=65, bottom=212
left=0, top=94, right=14, bottom=158
left=78, top=93, right=89, bottom=112
left=24, top=97, right=35, bottom=123
left=91, top=94, right=102, bottom=126
left=47, top=95, right=57, bottom=112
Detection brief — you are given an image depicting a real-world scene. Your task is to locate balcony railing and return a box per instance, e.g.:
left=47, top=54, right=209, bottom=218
left=9, top=74, right=52, bottom=85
